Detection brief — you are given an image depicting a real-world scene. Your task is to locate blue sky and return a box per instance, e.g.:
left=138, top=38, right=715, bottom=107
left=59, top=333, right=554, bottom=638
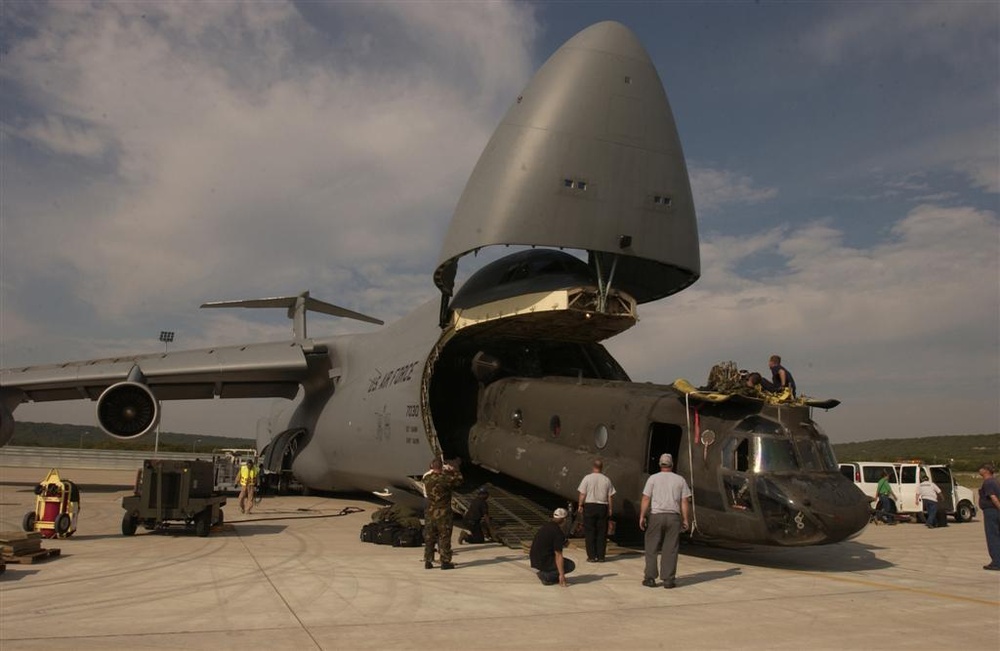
left=1, top=2, right=997, bottom=442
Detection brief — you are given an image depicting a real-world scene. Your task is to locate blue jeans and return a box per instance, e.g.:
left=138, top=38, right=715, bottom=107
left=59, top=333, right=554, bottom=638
left=924, top=500, right=937, bottom=527
left=984, top=508, right=1000, bottom=566
left=877, top=496, right=896, bottom=523
left=923, top=499, right=938, bottom=526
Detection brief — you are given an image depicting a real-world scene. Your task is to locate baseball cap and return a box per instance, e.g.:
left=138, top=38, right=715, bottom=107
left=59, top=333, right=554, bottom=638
left=658, top=453, right=673, bottom=467
left=552, top=507, right=569, bottom=520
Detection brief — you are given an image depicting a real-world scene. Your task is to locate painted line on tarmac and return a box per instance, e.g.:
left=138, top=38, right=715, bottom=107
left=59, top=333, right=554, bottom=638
left=792, top=570, right=999, bottom=607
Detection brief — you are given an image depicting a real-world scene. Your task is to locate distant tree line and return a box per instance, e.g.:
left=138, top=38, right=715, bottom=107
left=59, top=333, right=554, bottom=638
left=833, top=433, right=999, bottom=471
left=8, top=421, right=254, bottom=453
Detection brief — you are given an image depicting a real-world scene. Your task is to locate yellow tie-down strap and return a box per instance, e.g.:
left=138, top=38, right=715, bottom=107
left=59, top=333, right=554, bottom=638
left=670, top=379, right=733, bottom=403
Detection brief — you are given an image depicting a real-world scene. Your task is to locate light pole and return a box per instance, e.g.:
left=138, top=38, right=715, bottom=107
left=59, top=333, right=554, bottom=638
left=154, top=332, right=173, bottom=458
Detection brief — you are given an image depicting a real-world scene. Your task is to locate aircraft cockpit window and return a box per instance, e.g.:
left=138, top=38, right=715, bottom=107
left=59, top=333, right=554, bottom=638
left=794, top=438, right=825, bottom=471
left=754, top=437, right=798, bottom=473
left=736, top=416, right=785, bottom=436
left=721, top=437, right=751, bottom=472
left=818, top=440, right=838, bottom=470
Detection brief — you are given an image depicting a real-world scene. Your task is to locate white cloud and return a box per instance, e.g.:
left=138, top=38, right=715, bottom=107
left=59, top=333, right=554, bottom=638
left=1, top=1, right=536, bottom=324
left=607, top=203, right=1000, bottom=439
left=16, top=115, right=109, bottom=158
left=803, top=5, right=999, bottom=195
left=689, top=166, right=778, bottom=215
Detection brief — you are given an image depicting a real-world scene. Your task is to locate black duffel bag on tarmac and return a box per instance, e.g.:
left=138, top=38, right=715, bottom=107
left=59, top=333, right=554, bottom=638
left=374, top=522, right=402, bottom=545
left=391, top=526, right=424, bottom=547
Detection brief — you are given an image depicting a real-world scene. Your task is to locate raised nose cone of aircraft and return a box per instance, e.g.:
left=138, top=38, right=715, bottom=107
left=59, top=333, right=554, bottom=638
left=436, top=21, right=699, bottom=305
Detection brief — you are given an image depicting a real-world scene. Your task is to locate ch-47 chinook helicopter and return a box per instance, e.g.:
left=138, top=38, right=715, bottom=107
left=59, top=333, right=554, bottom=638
left=0, top=22, right=869, bottom=547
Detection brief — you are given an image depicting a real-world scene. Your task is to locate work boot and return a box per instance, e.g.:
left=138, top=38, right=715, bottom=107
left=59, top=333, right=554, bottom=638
left=424, top=561, right=433, bottom=570
left=441, top=561, right=455, bottom=570
left=642, top=578, right=657, bottom=588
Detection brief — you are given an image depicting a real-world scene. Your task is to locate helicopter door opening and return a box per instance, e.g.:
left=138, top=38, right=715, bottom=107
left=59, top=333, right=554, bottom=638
left=646, top=423, right=682, bottom=475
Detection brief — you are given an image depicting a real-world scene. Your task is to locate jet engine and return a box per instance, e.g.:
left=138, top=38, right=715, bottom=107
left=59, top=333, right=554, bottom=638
left=96, top=381, right=160, bottom=439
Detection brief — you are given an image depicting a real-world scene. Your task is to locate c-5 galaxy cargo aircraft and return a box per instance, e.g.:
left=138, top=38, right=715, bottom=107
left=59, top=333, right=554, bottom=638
left=0, top=22, right=870, bottom=546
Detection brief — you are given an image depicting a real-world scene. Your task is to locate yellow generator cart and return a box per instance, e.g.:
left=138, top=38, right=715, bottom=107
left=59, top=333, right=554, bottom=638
left=22, top=468, right=80, bottom=539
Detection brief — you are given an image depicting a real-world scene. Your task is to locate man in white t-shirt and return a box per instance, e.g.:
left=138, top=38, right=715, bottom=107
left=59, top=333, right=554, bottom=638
left=639, top=453, right=691, bottom=589
left=918, top=472, right=943, bottom=528
left=576, top=459, right=616, bottom=562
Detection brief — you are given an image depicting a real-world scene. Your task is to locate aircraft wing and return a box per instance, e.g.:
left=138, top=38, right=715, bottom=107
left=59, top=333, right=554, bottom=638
left=1, top=340, right=323, bottom=404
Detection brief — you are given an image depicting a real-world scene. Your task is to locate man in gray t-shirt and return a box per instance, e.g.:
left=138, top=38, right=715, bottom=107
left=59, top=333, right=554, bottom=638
left=576, top=459, right=616, bottom=562
left=639, top=453, right=691, bottom=588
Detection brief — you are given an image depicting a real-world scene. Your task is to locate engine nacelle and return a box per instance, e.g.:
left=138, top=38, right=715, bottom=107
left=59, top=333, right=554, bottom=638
left=96, top=382, right=160, bottom=439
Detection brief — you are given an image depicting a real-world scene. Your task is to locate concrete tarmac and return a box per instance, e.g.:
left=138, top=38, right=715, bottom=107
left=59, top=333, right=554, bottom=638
left=1, top=467, right=997, bottom=650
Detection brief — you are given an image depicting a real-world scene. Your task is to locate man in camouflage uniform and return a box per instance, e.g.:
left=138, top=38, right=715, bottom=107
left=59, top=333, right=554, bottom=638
left=423, top=458, right=463, bottom=570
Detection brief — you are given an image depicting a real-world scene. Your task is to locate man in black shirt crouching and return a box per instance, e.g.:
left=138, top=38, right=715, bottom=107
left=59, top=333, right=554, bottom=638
left=529, top=508, right=576, bottom=586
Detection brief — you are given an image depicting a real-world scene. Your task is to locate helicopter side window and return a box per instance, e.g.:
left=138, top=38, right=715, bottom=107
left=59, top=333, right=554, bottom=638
left=721, top=437, right=751, bottom=472
left=735, top=439, right=750, bottom=472
left=723, top=475, right=754, bottom=511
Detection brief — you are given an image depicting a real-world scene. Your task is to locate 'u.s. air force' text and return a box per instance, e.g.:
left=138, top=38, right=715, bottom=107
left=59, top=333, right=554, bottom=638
left=367, top=361, right=420, bottom=393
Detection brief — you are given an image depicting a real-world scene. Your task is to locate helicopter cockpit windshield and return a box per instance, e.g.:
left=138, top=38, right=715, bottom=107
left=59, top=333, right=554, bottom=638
left=734, top=415, right=839, bottom=473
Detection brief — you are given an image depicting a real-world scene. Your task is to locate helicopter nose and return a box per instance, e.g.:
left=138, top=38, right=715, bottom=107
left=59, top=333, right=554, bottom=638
left=757, top=475, right=870, bottom=545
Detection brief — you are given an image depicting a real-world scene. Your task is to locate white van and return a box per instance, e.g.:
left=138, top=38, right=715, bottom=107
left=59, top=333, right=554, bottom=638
left=839, top=461, right=976, bottom=523
left=838, top=462, right=897, bottom=499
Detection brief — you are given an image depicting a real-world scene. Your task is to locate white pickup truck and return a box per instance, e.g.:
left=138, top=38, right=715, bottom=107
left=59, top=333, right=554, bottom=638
left=839, top=461, right=977, bottom=523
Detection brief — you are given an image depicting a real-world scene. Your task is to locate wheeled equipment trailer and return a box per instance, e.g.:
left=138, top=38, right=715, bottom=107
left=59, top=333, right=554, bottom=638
left=121, top=459, right=226, bottom=537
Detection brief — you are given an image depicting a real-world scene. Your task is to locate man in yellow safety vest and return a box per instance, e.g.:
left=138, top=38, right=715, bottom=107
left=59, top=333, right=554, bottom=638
left=238, top=460, right=259, bottom=514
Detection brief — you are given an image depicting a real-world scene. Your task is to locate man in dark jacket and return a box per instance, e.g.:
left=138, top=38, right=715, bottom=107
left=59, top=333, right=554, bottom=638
left=978, top=463, right=1000, bottom=570
left=459, top=487, right=492, bottom=544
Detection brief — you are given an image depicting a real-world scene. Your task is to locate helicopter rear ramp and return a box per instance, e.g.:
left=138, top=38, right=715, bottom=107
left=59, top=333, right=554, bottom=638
left=454, top=482, right=562, bottom=550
